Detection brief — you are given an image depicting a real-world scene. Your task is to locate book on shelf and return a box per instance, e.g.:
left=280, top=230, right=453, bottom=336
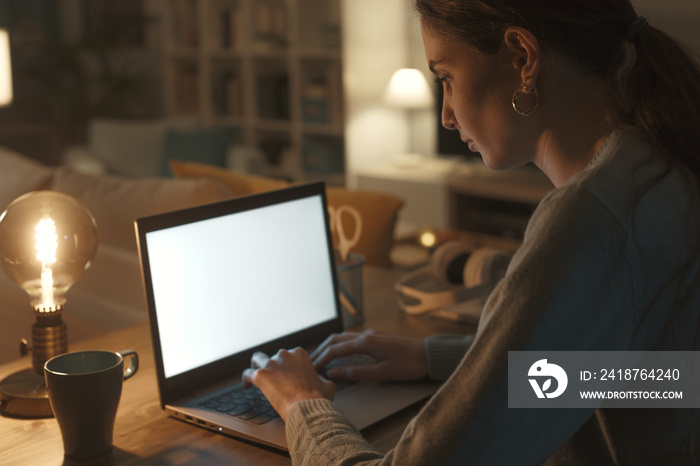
left=302, top=139, right=344, bottom=174
left=256, top=74, right=290, bottom=120
left=210, top=1, right=242, bottom=50
left=301, top=78, right=329, bottom=124
left=254, top=0, right=287, bottom=49
left=301, top=67, right=343, bottom=126
left=326, top=66, right=343, bottom=126
left=170, top=0, right=199, bottom=48
left=175, top=64, right=200, bottom=113
left=211, top=71, right=242, bottom=117
left=323, top=0, right=341, bottom=48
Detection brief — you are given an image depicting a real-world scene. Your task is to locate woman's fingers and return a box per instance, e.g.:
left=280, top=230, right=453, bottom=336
left=251, top=351, right=270, bottom=369
left=310, top=329, right=374, bottom=360
left=242, top=347, right=336, bottom=421
left=309, top=330, right=373, bottom=360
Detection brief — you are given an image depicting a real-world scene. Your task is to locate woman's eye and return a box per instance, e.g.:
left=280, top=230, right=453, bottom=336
left=434, top=76, right=450, bottom=85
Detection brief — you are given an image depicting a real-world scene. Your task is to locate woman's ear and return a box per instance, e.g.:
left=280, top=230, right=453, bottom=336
left=503, top=27, right=541, bottom=87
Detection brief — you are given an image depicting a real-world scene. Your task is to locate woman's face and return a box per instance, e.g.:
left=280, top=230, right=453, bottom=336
left=422, top=25, right=536, bottom=169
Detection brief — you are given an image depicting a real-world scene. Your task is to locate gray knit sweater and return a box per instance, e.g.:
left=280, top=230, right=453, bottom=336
left=286, top=133, right=700, bottom=465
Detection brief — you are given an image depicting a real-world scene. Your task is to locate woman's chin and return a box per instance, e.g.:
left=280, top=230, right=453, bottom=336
left=481, top=153, right=526, bottom=171
left=480, top=155, right=508, bottom=171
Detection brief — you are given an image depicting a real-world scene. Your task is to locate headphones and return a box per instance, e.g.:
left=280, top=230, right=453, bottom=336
left=395, top=241, right=512, bottom=315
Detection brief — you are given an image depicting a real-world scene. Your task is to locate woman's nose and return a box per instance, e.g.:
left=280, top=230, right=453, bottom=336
left=441, top=99, right=457, bottom=130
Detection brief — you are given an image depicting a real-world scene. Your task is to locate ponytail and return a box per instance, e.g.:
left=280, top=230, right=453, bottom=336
left=611, top=22, right=700, bottom=184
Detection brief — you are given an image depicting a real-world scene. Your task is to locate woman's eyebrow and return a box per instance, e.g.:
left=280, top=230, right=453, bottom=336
left=428, top=59, right=446, bottom=74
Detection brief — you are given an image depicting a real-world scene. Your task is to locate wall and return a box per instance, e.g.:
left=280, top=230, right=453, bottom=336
left=406, top=4, right=435, bottom=164
left=635, top=0, right=700, bottom=53
left=342, top=0, right=415, bottom=187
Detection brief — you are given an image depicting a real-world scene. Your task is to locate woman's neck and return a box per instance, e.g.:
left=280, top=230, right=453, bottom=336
left=536, top=131, right=613, bottom=187
left=533, top=59, right=615, bottom=187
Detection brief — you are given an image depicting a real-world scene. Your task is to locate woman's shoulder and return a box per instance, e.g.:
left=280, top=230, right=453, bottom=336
left=525, top=132, right=695, bottom=262
left=540, top=133, right=685, bottom=223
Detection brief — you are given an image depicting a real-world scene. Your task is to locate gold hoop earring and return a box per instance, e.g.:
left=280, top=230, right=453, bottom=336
left=512, top=80, right=540, bottom=116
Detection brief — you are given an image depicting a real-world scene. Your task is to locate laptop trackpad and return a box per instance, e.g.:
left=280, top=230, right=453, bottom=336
left=333, top=381, right=438, bottom=430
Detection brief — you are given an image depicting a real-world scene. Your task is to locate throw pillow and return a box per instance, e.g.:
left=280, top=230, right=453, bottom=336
left=169, top=159, right=290, bottom=195
left=160, top=126, right=236, bottom=177
left=89, top=119, right=169, bottom=177
left=51, top=167, right=234, bottom=252
left=0, top=147, right=54, bottom=211
left=87, top=117, right=202, bottom=177
left=168, top=160, right=404, bottom=266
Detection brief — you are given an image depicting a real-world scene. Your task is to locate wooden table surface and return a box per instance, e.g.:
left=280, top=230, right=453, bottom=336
left=0, top=266, right=474, bottom=465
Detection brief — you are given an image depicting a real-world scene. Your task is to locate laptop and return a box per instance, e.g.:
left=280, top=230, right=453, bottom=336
left=134, top=182, right=439, bottom=451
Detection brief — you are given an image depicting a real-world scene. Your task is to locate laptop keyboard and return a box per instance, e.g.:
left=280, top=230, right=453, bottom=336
left=199, top=385, right=280, bottom=425
left=199, top=354, right=377, bottom=425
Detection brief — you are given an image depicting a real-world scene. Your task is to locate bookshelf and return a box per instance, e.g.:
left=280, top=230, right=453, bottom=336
left=158, top=0, right=344, bottom=184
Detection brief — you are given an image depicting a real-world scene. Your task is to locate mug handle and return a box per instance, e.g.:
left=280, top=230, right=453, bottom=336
left=118, top=349, right=139, bottom=380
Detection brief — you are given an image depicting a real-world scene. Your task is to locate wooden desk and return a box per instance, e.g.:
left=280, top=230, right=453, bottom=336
left=0, top=267, right=472, bottom=465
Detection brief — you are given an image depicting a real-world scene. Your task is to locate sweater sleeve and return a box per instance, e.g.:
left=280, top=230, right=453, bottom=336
left=425, top=334, right=474, bottom=381
left=283, top=335, right=473, bottom=465
left=285, top=187, right=641, bottom=465
left=286, top=399, right=383, bottom=465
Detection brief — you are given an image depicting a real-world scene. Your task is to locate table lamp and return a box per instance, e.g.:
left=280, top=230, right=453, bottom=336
left=0, top=28, right=12, bottom=107
left=383, top=68, right=434, bottom=167
left=0, top=191, right=98, bottom=418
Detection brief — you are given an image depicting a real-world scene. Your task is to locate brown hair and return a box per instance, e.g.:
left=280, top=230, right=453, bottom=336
left=415, top=0, right=700, bottom=184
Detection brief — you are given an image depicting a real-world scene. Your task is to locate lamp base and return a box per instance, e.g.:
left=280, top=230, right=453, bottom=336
left=0, top=368, right=53, bottom=418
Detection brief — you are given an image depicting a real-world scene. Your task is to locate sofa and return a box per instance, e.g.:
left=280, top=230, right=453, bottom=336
left=0, top=146, right=404, bottom=365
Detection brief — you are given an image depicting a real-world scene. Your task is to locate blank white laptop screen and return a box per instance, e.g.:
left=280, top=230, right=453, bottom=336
left=145, top=195, right=337, bottom=379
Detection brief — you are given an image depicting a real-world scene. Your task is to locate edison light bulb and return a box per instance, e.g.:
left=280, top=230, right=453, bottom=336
left=0, top=191, right=98, bottom=312
left=0, top=191, right=97, bottom=374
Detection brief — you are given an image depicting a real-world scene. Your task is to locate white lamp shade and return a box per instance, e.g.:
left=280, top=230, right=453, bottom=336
left=383, top=68, right=433, bottom=109
left=0, top=28, right=12, bottom=107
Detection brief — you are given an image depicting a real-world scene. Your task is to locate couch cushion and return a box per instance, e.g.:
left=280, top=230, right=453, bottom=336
left=0, top=146, right=53, bottom=211
left=51, top=167, right=234, bottom=252
left=168, top=160, right=404, bottom=266
left=160, top=126, right=236, bottom=176
left=170, top=159, right=290, bottom=195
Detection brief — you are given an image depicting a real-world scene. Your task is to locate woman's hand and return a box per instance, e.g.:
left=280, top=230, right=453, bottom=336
left=242, top=348, right=335, bottom=422
left=310, top=329, right=428, bottom=382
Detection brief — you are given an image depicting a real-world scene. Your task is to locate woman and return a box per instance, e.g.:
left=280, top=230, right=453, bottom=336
left=243, top=1, right=700, bottom=464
